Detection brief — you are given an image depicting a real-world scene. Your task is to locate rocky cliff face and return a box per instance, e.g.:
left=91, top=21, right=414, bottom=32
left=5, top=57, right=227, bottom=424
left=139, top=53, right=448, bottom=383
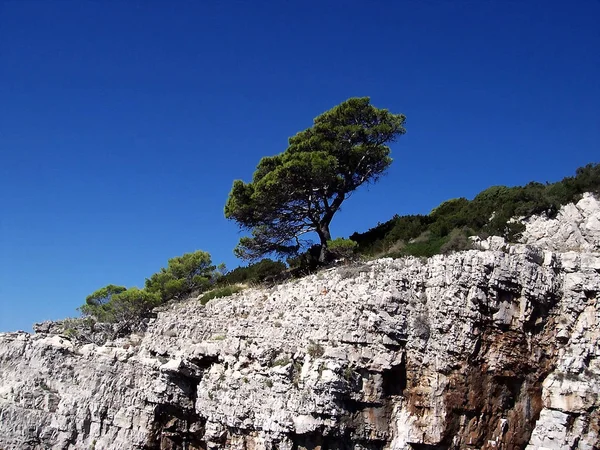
left=1, top=195, right=599, bottom=450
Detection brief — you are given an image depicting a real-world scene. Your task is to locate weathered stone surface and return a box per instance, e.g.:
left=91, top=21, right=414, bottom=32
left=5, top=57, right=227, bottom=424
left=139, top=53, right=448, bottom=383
left=521, top=192, right=600, bottom=252
left=0, top=196, right=599, bottom=449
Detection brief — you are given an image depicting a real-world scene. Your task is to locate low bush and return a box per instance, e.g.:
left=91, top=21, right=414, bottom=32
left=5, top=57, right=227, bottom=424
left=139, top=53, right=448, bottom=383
left=217, top=258, right=286, bottom=285
left=440, top=228, right=473, bottom=254
left=80, top=287, right=161, bottom=323
left=145, top=250, right=217, bottom=301
left=307, top=341, right=325, bottom=358
left=198, top=285, right=244, bottom=304
left=327, top=237, right=358, bottom=259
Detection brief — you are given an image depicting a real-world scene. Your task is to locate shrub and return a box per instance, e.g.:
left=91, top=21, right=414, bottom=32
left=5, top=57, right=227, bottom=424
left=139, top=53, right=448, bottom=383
left=399, top=235, right=449, bottom=258
left=100, top=288, right=161, bottom=323
left=343, top=366, right=354, bottom=381
left=307, top=341, right=325, bottom=358
left=327, top=238, right=358, bottom=259
left=145, top=250, right=217, bottom=301
left=287, top=244, right=322, bottom=271
left=64, top=328, right=79, bottom=339
left=218, top=258, right=286, bottom=285
left=199, top=285, right=244, bottom=304
left=80, top=250, right=221, bottom=327
left=440, top=228, right=472, bottom=254
left=80, top=287, right=161, bottom=323
left=252, top=258, right=287, bottom=282
left=350, top=163, right=599, bottom=259
left=79, top=285, right=127, bottom=316
left=272, top=356, right=291, bottom=367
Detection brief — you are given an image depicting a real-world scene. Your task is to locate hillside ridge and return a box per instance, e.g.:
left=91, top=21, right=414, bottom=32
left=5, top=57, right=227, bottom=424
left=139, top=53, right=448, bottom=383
left=0, top=194, right=598, bottom=449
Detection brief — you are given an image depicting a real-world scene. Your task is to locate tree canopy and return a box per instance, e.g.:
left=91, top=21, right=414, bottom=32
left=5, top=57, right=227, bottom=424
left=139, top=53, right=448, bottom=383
left=84, top=284, right=127, bottom=307
left=224, top=97, right=406, bottom=261
left=79, top=286, right=161, bottom=324
left=145, top=250, right=217, bottom=301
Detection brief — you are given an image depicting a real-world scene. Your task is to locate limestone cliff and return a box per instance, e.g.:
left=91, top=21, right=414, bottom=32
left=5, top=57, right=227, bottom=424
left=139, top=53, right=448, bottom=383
left=1, top=195, right=599, bottom=450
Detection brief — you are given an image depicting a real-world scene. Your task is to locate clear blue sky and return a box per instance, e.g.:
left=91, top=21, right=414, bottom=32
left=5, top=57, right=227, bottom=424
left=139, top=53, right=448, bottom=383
left=1, top=1, right=599, bottom=332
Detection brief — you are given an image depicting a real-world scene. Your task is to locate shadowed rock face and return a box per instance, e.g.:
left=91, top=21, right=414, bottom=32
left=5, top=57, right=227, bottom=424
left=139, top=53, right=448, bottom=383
left=1, top=196, right=599, bottom=450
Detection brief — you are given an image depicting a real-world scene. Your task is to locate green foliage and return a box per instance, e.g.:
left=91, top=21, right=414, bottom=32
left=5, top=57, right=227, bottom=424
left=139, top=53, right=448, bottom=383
left=286, top=244, right=322, bottom=272
left=104, top=288, right=161, bottom=323
left=272, top=356, right=291, bottom=367
left=84, top=284, right=127, bottom=307
left=351, top=163, right=600, bottom=259
left=343, top=366, right=354, bottom=381
left=429, top=198, right=471, bottom=236
left=327, top=238, right=358, bottom=259
left=350, top=214, right=432, bottom=255
left=397, top=235, right=449, bottom=258
left=79, top=161, right=599, bottom=329
left=198, top=285, right=244, bottom=305
left=80, top=287, right=161, bottom=323
left=81, top=249, right=220, bottom=325
left=64, top=327, right=79, bottom=339
left=225, top=97, right=406, bottom=261
left=218, top=258, right=286, bottom=285
left=439, top=228, right=473, bottom=254
left=145, top=250, right=216, bottom=301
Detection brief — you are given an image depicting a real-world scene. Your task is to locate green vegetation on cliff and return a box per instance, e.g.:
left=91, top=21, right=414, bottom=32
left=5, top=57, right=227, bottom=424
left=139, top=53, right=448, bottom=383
left=78, top=97, right=599, bottom=326
left=224, top=97, right=406, bottom=263
left=79, top=163, right=599, bottom=325
left=80, top=250, right=222, bottom=323
left=350, top=163, right=600, bottom=258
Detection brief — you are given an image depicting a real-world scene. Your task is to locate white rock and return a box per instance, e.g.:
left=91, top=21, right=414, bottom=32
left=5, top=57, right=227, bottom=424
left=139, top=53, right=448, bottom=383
left=0, top=195, right=599, bottom=449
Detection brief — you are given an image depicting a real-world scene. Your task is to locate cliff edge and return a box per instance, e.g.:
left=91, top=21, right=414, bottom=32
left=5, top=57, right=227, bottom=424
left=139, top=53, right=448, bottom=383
left=0, top=194, right=599, bottom=450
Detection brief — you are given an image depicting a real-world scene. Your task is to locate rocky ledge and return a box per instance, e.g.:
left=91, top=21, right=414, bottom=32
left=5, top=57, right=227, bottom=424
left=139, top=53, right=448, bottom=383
left=0, top=195, right=599, bottom=450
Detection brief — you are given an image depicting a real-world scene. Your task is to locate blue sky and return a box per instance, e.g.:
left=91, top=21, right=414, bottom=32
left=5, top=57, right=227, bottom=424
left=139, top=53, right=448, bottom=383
left=1, top=0, right=599, bottom=332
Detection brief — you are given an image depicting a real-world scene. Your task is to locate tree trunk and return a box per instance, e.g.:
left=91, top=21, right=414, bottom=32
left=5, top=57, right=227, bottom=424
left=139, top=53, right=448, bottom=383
left=317, top=223, right=332, bottom=263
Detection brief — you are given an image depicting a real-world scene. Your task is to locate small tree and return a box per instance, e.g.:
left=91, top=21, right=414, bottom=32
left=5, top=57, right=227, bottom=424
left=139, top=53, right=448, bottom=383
left=145, top=250, right=216, bottom=301
left=84, top=284, right=127, bottom=307
left=225, top=97, right=406, bottom=262
left=79, top=284, right=127, bottom=318
left=79, top=286, right=160, bottom=324
left=103, top=288, right=161, bottom=324
left=327, top=238, right=358, bottom=260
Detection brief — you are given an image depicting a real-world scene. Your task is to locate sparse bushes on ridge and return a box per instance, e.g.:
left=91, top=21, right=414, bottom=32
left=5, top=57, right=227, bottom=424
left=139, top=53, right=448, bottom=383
left=198, top=285, right=244, bottom=304
left=78, top=163, right=599, bottom=329
left=80, top=251, right=285, bottom=326
left=351, top=163, right=600, bottom=259
left=80, top=284, right=127, bottom=317
left=99, top=288, right=161, bottom=323
left=439, top=228, right=473, bottom=254
left=80, top=250, right=222, bottom=324
left=391, top=235, right=449, bottom=258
